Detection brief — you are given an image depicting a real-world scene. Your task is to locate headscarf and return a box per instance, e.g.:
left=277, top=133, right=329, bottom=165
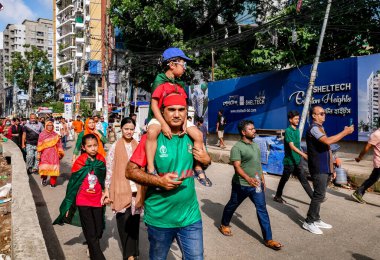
left=84, top=118, right=106, bottom=157
left=37, top=121, right=64, bottom=157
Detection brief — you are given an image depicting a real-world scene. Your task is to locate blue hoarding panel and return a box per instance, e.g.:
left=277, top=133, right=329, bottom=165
left=209, top=56, right=359, bottom=141
left=88, top=60, right=102, bottom=75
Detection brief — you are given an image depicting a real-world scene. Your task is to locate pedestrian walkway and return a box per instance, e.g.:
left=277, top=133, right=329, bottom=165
left=30, top=140, right=380, bottom=259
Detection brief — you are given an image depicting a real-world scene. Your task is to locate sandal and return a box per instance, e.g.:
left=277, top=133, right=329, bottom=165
left=194, top=169, right=212, bottom=187
left=219, top=225, right=232, bottom=236
left=264, top=240, right=283, bottom=251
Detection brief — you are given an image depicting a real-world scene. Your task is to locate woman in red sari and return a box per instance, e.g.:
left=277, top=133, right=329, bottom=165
left=37, top=120, right=64, bottom=187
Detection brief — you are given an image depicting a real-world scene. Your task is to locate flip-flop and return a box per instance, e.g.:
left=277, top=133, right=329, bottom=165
left=194, top=170, right=212, bottom=187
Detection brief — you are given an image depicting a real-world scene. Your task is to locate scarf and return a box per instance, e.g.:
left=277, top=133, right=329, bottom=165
left=53, top=153, right=106, bottom=226
left=25, top=121, right=43, bottom=135
left=37, top=121, right=63, bottom=157
left=84, top=118, right=106, bottom=157
left=109, top=138, right=144, bottom=212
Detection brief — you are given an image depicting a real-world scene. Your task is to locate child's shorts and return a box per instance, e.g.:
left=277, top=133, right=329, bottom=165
left=148, top=118, right=195, bottom=128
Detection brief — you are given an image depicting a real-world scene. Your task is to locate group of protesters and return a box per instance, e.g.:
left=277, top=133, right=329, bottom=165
left=6, top=47, right=378, bottom=260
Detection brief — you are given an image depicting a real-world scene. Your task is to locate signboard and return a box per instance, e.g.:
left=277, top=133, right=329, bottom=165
left=209, top=54, right=380, bottom=141
left=64, top=94, right=73, bottom=120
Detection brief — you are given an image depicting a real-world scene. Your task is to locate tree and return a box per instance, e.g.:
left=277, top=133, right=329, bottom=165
left=5, top=45, right=54, bottom=111
left=109, top=0, right=257, bottom=89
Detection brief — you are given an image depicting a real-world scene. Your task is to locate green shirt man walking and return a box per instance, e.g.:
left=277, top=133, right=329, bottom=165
left=219, top=120, right=283, bottom=251
left=274, top=110, right=313, bottom=203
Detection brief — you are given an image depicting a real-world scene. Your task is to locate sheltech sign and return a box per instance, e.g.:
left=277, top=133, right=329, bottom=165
left=208, top=55, right=361, bottom=140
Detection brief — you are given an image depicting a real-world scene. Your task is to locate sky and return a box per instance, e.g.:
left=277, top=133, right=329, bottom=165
left=0, top=0, right=53, bottom=31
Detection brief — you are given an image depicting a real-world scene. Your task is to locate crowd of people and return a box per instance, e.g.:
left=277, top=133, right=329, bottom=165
left=2, top=47, right=379, bottom=260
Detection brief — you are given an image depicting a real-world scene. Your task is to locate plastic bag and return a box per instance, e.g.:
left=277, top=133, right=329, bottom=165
left=0, top=183, right=11, bottom=197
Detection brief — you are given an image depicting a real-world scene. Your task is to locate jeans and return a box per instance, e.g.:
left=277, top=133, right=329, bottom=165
left=221, top=183, right=272, bottom=241
left=78, top=206, right=105, bottom=260
left=147, top=220, right=203, bottom=260
left=275, top=164, right=314, bottom=199
left=26, top=144, right=38, bottom=171
left=305, top=173, right=330, bottom=224
left=62, top=136, right=67, bottom=150
left=116, top=208, right=140, bottom=259
left=357, top=168, right=380, bottom=196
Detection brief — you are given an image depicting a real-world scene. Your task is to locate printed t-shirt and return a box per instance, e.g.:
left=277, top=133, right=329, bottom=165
left=230, top=140, right=263, bottom=186
left=23, top=122, right=44, bottom=145
left=306, top=123, right=331, bottom=174
left=130, top=133, right=201, bottom=228
left=368, top=129, right=380, bottom=168
left=283, top=126, right=301, bottom=166
left=72, top=120, right=84, bottom=133
left=76, top=172, right=102, bottom=207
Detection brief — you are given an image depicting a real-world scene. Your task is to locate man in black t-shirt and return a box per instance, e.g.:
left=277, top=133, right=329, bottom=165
left=22, top=113, right=44, bottom=174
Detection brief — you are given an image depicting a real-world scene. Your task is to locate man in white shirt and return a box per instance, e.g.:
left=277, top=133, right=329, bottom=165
left=94, top=115, right=103, bottom=132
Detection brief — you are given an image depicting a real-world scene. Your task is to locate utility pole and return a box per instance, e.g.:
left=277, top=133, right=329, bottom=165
left=299, top=0, right=332, bottom=138
left=211, top=48, right=215, bottom=81
left=27, top=66, right=34, bottom=116
left=76, top=27, right=87, bottom=117
left=102, top=0, right=110, bottom=123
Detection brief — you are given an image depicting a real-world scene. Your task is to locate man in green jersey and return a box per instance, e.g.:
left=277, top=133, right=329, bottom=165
left=219, top=120, right=283, bottom=251
left=127, top=94, right=211, bottom=260
left=274, top=110, right=313, bottom=203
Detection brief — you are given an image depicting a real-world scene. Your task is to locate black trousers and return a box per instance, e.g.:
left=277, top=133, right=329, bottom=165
left=275, top=164, right=314, bottom=199
left=78, top=206, right=106, bottom=260
left=305, top=173, right=330, bottom=224
left=116, top=207, right=141, bottom=259
left=357, top=168, right=380, bottom=196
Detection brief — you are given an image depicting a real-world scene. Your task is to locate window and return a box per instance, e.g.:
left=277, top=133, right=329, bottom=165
left=48, top=54, right=52, bottom=57
left=37, top=31, right=44, bottom=36
left=48, top=47, right=52, bottom=50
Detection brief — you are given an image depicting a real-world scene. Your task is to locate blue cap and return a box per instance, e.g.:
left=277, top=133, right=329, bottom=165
left=162, top=47, right=192, bottom=62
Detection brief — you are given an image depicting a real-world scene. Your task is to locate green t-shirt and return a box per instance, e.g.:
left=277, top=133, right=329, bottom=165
left=283, top=126, right=301, bottom=166
left=230, top=140, right=263, bottom=186
left=144, top=134, right=201, bottom=228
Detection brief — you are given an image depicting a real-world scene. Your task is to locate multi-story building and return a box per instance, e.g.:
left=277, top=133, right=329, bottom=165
left=367, top=71, right=380, bottom=129
left=1, top=19, right=53, bottom=116
left=54, top=0, right=105, bottom=112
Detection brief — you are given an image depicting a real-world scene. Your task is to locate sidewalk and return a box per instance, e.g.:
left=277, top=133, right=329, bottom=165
left=207, top=143, right=380, bottom=192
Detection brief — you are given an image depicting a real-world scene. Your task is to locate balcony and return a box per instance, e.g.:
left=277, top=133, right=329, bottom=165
left=75, top=33, right=85, bottom=44
left=86, top=46, right=91, bottom=53
left=75, top=16, right=84, bottom=29
left=85, top=15, right=90, bottom=23
left=85, top=0, right=90, bottom=6
left=58, top=32, right=75, bottom=41
left=58, top=58, right=74, bottom=67
left=76, top=52, right=83, bottom=58
left=57, top=4, right=74, bottom=16
left=57, top=18, right=75, bottom=28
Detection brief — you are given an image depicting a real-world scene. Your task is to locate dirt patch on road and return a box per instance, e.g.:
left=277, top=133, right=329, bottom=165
left=0, top=154, right=12, bottom=256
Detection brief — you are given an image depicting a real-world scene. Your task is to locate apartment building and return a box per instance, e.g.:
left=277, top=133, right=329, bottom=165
left=1, top=19, right=53, bottom=116
left=367, top=71, right=380, bottom=129
left=54, top=0, right=105, bottom=112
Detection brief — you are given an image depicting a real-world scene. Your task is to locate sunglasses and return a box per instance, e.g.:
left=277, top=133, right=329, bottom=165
left=172, top=61, right=187, bottom=70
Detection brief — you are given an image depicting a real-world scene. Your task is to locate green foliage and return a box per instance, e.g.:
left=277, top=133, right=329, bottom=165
left=5, top=45, right=54, bottom=105
left=80, top=100, right=92, bottom=118
left=110, top=0, right=380, bottom=86
left=37, top=101, right=64, bottom=113
left=59, top=66, right=69, bottom=76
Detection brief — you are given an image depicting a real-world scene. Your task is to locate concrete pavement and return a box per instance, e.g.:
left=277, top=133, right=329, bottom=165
left=30, top=140, right=380, bottom=259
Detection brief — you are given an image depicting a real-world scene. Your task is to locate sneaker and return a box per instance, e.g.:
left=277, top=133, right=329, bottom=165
left=303, top=222, right=323, bottom=235
left=314, top=220, right=332, bottom=229
left=351, top=191, right=365, bottom=204
left=273, top=196, right=287, bottom=204
left=41, top=179, right=48, bottom=186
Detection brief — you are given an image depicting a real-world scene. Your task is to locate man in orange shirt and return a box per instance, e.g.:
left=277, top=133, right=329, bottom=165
left=72, top=115, right=84, bottom=141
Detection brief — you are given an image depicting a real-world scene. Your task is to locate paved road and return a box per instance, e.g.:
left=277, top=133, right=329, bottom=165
left=30, top=140, right=380, bottom=260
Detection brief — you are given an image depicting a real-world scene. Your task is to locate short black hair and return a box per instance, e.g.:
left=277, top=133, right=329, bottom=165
left=198, top=117, right=204, bottom=124
left=218, top=109, right=223, bottom=114
left=187, top=116, right=192, bottom=120
left=161, top=57, right=183, bottom=71
left=81, top=134, right=98, bottom=147
left=121, top=117, right=136, bottom=128
left=288, top=110, right=300, bottom=119
left=129, top=113, right=137, bottom=117
left=238, top=120, right=254, bottom=136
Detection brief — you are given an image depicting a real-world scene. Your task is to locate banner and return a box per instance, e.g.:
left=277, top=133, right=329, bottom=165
left=209, top=54, right=380, bottom=141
